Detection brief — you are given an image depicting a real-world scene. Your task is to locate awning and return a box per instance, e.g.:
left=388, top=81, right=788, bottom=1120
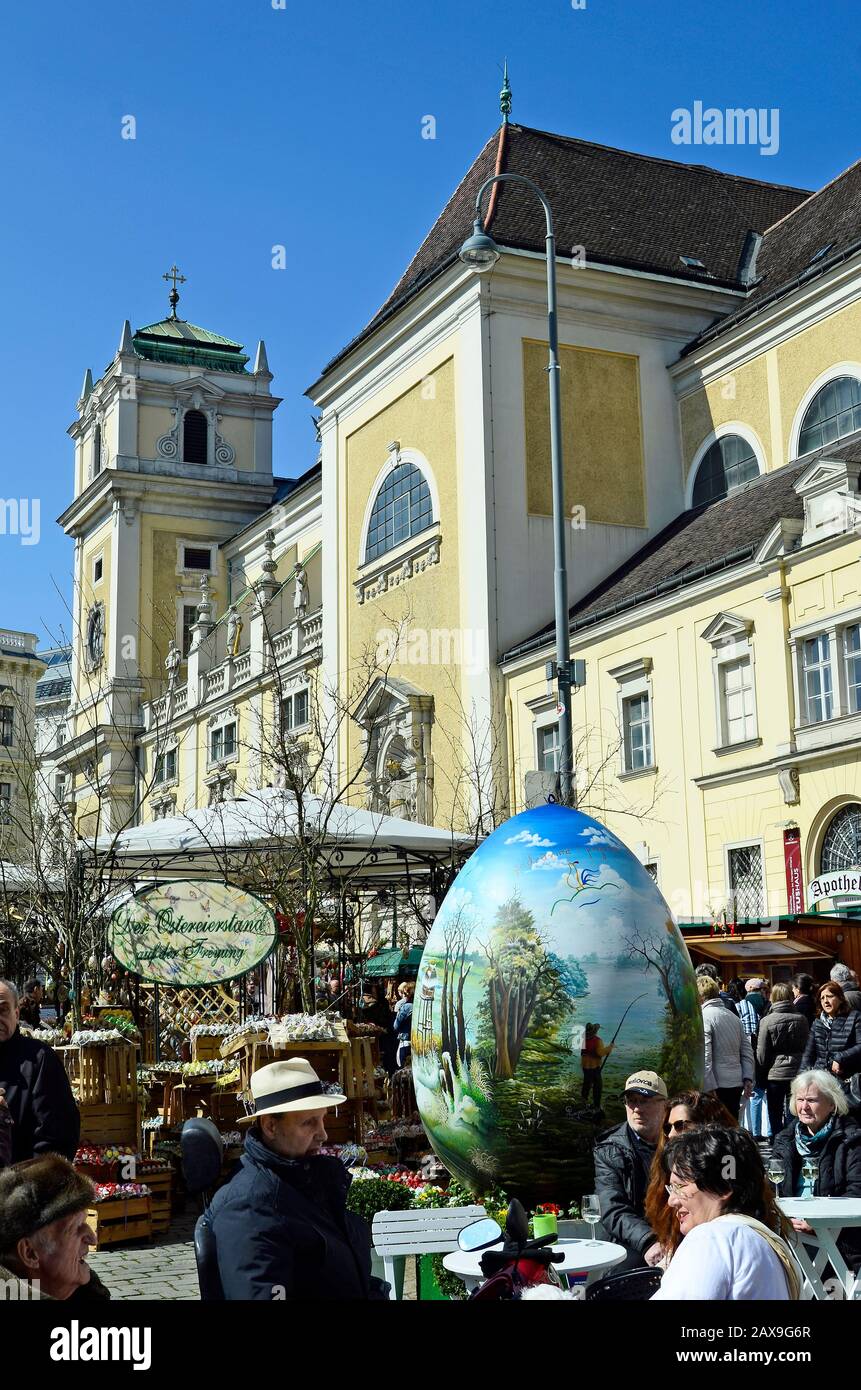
left=685, top=932, right=834, bottom=964
left=362, top=949, right=406, bottom=977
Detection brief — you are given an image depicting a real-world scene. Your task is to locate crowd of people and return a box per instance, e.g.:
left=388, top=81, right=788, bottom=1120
left=1, top=963, right=861, bottom=1301
left=594, top=964, right=861, bottom=1300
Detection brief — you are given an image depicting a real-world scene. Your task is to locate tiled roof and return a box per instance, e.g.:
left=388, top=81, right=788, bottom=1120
left=501, top=459, right=813, bottom=663
left=134, top=319, right=243, bottom=348
left=685, top=158, right=861, bottom=354
left=317, top=124, right=810, bottom=377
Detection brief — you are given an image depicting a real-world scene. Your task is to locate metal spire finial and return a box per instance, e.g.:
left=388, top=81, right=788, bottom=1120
left=500, top=60, right=512, bottom=124
left=162, top=264, right=187, bottom=319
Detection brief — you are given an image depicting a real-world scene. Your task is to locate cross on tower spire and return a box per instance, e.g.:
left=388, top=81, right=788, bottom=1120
left=162, top=264, right=187, bottom=319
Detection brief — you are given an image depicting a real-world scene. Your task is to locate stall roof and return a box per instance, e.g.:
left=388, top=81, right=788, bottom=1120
left=685, top=932, right=834, bottom=963
left=93, top=788, right=473, bottom=882
left=362, top=949, right=406, bottom=977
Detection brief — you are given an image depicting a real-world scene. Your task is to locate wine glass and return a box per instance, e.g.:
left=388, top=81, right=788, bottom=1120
left=801, top=1157, right=819, bottom=1197
left=766, top=1156, right=785, bottom=1198
left=581, top=1193, right=601, bottom=1245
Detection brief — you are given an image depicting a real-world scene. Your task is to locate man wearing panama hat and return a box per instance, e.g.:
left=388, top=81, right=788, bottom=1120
left=206, top=1058, right=389, bottom=1300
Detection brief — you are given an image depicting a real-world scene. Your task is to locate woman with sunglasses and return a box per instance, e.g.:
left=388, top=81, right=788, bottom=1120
left=651, top=1126, right=799, bottom=1300
left=643, top=1091, right=737, bottom=1265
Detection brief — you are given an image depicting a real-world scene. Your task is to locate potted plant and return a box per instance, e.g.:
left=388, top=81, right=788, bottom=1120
left=346, top=1176, right=413, bottom=1298
left=532, top=1202, right=560, bottom=1240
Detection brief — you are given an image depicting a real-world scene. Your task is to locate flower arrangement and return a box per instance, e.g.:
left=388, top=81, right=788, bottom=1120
left=91, top=1182, right=152, bottom=1202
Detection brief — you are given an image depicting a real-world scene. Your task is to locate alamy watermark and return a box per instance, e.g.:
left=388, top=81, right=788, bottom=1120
left=671, top=102, right=779, bottom=156
left=376, top=626, right=487, bottom=675
left=0, top=498, right=40, bottom=545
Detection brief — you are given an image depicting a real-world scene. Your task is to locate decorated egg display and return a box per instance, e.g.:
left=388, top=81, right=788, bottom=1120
left=412, top=803, right=703, bottom=1203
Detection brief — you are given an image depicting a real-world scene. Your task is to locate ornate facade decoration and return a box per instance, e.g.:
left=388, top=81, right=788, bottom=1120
left=355, top=533, right=441, bottom=605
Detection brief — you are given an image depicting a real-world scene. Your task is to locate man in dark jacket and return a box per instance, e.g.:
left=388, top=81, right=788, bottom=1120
left=207, top=1058, right=389, bottom=1300
left=593, top=1069, right=667, bottom=1271
left=0, top=981, right=80, bottom=1163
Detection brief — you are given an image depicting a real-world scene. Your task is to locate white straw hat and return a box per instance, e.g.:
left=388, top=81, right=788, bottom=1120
left=242, top=1058, right=346, bottom=1121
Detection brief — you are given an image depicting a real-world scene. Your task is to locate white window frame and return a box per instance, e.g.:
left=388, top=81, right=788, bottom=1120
left=175, top=538, right=216, bottom=578
left=208, top=711, right=238, bottom=768
left=280, top=688, right=311, bottom=736
left=724, top=838, right=768, bottom=922
left=0, top=781, right=11, bottom=824
left=92, top=550, right=104, bottom=586
left=787, top=607, right=861, bottom=731
left=357, top=447, right=441, bottom=571
left=609, top=658, right=655, bottom=777
left=0, top=703, right=13, bottom=749
left=702, top=619, right=759, bottom=751
left=788, top=362, right=861, bottom=460
left=532, top=708, right=561, bottom=773
left=153, top=744, right=178, bottom=786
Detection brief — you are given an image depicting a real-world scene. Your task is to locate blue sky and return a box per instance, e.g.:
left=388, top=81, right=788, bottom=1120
left=1, top=0, right=857, bottom=642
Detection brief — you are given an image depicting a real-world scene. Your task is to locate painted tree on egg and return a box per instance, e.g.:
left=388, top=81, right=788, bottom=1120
left=479, top=897, right=568, bottom=1080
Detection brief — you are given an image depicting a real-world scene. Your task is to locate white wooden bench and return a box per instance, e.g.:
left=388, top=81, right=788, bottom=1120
left=372, top=1205, right=487, bottom=1300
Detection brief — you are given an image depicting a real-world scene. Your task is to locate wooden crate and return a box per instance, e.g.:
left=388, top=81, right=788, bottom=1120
left=78, top=1043, right=139, bottom=1104
left=192, top=1032, right=229, bottom=1063
left=87, top=1195, right=152, bottom=1249
left=78, top=1101, right=141, bottom=1150
left=141, top=1169, right=173, bottom=1235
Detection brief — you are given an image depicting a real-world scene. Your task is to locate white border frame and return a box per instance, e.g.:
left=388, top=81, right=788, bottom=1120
left=357, top=447, right=441, bottom=568
left=685, top=422, right=767, bottom=509
left=175, top=537, right=217, bottom=577
left=788, top=362, right=861, bottom=462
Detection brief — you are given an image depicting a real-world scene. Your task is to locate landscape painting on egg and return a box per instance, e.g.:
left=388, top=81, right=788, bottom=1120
left=412, top=803, right=703, bottom=1202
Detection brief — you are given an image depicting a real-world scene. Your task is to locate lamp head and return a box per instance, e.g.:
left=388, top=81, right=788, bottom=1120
left=458, top=220, right=501, bottom=273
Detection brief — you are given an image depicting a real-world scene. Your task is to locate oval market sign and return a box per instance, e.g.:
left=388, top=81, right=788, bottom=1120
left=808, top=868, right=861, bottom=908
left=109, top=880, right=277, bottom=986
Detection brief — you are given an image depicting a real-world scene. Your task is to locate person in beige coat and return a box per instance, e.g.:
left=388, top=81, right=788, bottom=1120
left=699, top=976, right=755, bottom=1121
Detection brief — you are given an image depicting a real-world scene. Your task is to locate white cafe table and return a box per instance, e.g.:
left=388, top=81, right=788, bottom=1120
left=442, top=1237, right=627, bottom=1294
left=778, top=1198, right=861, bottom=1300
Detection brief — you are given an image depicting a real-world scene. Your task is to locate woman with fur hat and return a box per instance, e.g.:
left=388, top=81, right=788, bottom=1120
left=0, top=1155, right=110, bottom=1300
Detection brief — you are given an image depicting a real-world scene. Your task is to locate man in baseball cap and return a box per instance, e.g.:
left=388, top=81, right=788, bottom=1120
left=206, top=1059, right=389, bottom=1300
left=593, top=1068, right=669, bottom=1272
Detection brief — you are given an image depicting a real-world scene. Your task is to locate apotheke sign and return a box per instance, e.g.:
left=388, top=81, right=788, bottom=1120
left=807, top=869, right=861, bottom=908
left=109, top=880, right=277, bottom=985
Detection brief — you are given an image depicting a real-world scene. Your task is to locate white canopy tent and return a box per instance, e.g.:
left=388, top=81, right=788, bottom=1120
left=92, top=787, right=474, bottom=886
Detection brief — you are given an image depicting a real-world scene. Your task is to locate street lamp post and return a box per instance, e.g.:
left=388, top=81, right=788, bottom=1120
left=459, top=174, right=574, bottom=800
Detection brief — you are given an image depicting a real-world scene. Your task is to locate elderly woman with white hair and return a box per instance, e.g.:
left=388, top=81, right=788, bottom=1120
left=770, top=1068, right=861, bottom=1271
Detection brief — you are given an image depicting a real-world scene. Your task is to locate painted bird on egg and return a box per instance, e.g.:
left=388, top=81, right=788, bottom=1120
left=411, top=804, right=703, bottom=1203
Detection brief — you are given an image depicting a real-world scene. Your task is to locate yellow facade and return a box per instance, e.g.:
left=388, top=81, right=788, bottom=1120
left=523, top=340, right=646, bottom=526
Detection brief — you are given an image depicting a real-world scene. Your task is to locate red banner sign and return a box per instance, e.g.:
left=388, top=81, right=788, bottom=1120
left=783, top=828, right=804, bottom=914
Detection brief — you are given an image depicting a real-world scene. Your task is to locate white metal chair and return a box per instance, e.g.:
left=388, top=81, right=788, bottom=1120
left=372, top=1204, right=487, bottom=1300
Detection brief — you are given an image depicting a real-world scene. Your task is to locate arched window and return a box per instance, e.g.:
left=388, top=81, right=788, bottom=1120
left=365, top=461, right=434, bottom=563
left=821, top=804, right=861, bottom=873
left=93, top=425, right=102, bottom=477
left=691, top=435, right=759, bottom=507
left=183, top=409, right=208, bottom=464
left=798, top=376, right=861, bottom=456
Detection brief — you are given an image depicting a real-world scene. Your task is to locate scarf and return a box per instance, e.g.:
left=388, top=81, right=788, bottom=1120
left=794, top=1116, right=835, bottom=1157
left=715, top=1215, right=801, bottom=1301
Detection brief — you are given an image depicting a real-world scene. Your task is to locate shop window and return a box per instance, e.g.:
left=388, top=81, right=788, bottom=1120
left=727, top=843, right=765, bottom=917
left=821, top=804, right=861, bottom=873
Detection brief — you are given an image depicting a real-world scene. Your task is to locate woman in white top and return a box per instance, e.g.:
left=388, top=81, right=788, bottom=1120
left=651, top=1126, right=799, bottom=1300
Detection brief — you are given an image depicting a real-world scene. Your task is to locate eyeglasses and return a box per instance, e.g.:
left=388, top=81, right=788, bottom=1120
left=665, top=1181, right=694, bottom=1198
left=663, top=1119, right=692, bottom=1136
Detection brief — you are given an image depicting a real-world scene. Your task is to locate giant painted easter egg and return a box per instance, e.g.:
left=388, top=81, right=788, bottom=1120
left=412, top=804, right=703, bottom=1202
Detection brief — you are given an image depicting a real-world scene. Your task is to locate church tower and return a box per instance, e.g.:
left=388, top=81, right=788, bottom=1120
left=58, top=270, right=280, bottom=833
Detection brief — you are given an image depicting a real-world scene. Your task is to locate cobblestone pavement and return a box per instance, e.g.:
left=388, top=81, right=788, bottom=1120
left=88, top=1210, right=200, bottom=1301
